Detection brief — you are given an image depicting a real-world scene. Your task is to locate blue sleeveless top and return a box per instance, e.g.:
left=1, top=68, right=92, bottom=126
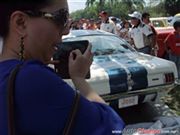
left=0, top=59, right=124, bottom=135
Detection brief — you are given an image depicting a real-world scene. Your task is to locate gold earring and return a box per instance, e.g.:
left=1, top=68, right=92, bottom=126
left=19, top=37, right=25, bottom=61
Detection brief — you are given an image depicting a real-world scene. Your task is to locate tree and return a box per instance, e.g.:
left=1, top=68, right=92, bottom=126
left=86, top=0, right=105, bottom=7
left=86, top=0, right=145, bottom=13
left=164, top=0, right=180, bottom=16
left=86, top=0, right=105, bottom=11
left=86, top=0, right=96, bottom=7
left=121, top=0, right=145, bottom=13
left=145, top=1, right=166, bottom=17
left=71, top=0, right=163, bottom=21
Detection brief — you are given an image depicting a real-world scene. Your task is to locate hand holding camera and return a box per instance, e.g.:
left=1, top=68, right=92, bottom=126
left=69, top=44, right=93, bottom=80
left=53, top=40, right=91, bottom=79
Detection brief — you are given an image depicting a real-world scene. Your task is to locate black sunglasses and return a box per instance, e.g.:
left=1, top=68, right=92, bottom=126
left=23, top=8, right=69, bottom=28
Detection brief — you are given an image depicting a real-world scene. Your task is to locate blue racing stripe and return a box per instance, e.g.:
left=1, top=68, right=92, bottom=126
left=111, top=55, right=148, bottom=91
left=94, top=56, right=128, bottom=94
left=94, top=54, right=148, bottom=94
left=106, top=68, right=128, bottom=93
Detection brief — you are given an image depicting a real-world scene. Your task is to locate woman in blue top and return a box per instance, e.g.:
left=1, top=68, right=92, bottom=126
left=0, top=0, right=124, bottom=134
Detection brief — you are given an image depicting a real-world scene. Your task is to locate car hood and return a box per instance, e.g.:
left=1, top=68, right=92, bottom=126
left=65, top=52, right=177, bottom=95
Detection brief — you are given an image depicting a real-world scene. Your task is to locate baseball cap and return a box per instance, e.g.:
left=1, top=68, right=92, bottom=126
left=99, top=11, right=108, bottom=17
left=170, top=13, right=180, bottom=26
left=128, top=11, right=142, bottom=20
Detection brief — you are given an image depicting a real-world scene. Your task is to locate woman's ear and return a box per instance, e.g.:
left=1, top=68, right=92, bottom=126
left=9, top=11, right=28, bottom=36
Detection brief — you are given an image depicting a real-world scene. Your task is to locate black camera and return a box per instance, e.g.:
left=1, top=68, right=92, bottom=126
left=53, top=40, right=90, bottom=79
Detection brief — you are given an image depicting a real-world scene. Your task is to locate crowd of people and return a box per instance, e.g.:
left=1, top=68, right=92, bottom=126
left=70, top=11, right=180, bottom=79
left=70, top=11, right=158, bottom=55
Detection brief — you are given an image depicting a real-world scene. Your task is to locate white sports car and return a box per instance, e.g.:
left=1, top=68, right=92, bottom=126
left=57, top=30, right=178, bottom=108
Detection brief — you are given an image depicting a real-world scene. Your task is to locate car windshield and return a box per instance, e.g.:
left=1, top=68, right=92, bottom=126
left=63, top=35, right=135, bottom=56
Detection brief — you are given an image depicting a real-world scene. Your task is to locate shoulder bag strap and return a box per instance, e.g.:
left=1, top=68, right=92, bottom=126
left=62, top=91, right=80, bottom=135
left=7, top=64, right=22, bottom=135
left=7, top=64, right=80, bottom=135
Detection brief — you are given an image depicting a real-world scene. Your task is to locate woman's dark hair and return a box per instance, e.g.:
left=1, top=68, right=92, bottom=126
left=173, top=21, right=180, bottom=30
left=121, top=20, right=131, bottom=29
left=0, top=0, right=51, bottom=38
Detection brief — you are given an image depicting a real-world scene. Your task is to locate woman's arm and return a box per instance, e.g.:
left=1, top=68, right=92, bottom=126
left=68, top=44, right=106, bottom=104
left=72, top=78, right=106, bottom=103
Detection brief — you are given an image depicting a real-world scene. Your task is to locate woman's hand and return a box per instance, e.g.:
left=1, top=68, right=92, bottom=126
left=69, top=44, right=93, bottom=80
left=68, top=44, right=106, bottom=104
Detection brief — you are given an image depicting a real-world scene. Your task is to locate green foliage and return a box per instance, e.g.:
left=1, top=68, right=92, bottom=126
left=144, top=1, right=166, bottom=17
left=70, top=0, right=146, bottom=21
left=70, top=0, right=179, bottom=21
left=164, top=0, right=180, bottom=16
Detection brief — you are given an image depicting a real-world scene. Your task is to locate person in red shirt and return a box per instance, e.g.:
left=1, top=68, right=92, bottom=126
left=164, top=20, right=180, bottom=78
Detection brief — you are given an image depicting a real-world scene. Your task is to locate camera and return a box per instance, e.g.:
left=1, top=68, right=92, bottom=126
left=53, top=40, right=90, bottom=79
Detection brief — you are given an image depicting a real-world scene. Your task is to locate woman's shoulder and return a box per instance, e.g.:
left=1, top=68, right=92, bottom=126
left=23, top=60, right=54, bottom=73
left=0, top=59, right=49, bottom=69
left=15, top=59, right=75, bottom=103
left=17, top=60, right=63, bottom=83
left=0, top=59, right=60, bottom=83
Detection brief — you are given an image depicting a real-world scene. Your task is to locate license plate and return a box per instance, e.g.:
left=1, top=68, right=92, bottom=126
left=118, top=96, right=138, bottom=108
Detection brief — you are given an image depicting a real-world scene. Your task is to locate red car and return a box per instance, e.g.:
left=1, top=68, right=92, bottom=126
left=156, top=27, right=174, bottom=58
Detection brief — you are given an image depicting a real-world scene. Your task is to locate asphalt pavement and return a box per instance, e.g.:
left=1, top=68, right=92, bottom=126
left=113, top=102, right=177, bottom=125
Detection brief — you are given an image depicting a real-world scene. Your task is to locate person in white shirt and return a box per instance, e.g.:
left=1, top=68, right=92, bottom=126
left=99, top=11, right=116, bottom=34
left=129, top=11, right=154, bottom=54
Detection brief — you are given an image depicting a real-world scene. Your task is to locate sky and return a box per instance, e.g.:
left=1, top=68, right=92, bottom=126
left=67, top=0, right=86, bottom=13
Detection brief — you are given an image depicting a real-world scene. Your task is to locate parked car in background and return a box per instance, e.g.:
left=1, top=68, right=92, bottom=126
left=155, top=27, right=174, bottom=58
left=150, top=17, right=170, bottom=28
left=54, top=30, right=178, bottom=109
left=150, top=17, right=174, bottom=58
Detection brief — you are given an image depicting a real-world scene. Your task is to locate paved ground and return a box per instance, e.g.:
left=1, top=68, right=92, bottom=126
left=111, top=85, right=180, bottom=125
left=113, top=102, right=177, bottom=125
left=164, top=85, right=180, bottom=115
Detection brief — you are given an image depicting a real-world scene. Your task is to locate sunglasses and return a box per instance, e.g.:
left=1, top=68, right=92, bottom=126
left=23, top=8, right=69, bottom=28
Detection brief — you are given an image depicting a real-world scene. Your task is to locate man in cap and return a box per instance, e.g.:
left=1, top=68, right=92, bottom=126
left=99, top=11, right=116, bottom=34
left=129, top=11, right=155, bottom=55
